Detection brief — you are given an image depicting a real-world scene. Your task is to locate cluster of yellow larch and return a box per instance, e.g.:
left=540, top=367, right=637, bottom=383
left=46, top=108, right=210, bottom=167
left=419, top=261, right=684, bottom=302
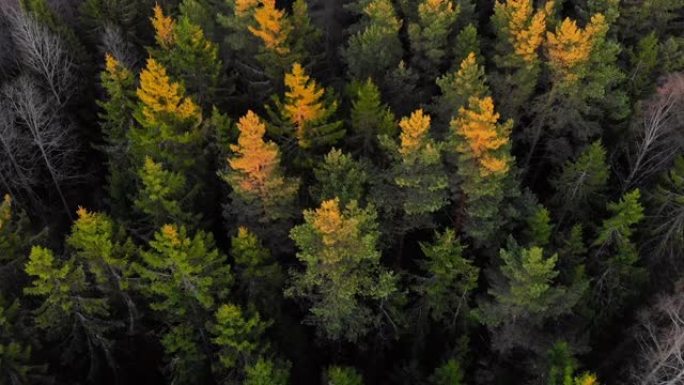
left=104, top=54, right=132, bottom=84
left=283, top=63, right=329, bottom=145
left=248, top=0, right=291, bottom=54
left=398, top=109, right=432, bottom=157
left=136, top=58, right=200, bottom=125
left=418, top=0, right=456, bottom=21
left=495, top=0, right=552, bottom=64
left=546, top=14, right=607, bottom=81
left=311, top=199, right=347, bottom=250
left=151, top=4, right=175, bottom=49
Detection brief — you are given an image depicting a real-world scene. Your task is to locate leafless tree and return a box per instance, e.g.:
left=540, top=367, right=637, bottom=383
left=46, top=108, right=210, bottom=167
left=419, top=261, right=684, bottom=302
left=3, top=76, right=79, bottom=219
left=632, top=286, right=684, bottom=385
left=623, top=73, right=684, bottom=191
left=101, top=23, right=138, bottom=68
left=3, top=4, right=75, bottom=107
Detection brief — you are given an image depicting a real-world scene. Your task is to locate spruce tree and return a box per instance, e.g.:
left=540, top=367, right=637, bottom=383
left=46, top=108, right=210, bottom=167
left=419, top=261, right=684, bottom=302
left=310, top=149, right=369, bottom=206
left=347, top=78, right=396, bottom=156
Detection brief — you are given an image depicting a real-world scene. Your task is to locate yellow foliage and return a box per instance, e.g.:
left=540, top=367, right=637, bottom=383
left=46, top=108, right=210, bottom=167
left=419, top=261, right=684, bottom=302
left=546, top=14, right=606, bottom=81
left=151, top=4, right=175, bottom=49
left=104, top=53, right=131, bottom=82
left=248, top=0, right=290, bottom=54
left=235, top=0, right=259, bottom=17
left=229, top=110, right=281, bottom=193
left=453, top=97, right=511, bottom=175
left=399, top=109, right=431, bottom=156
left=161, top=224, right=181, bottom=246
left=75, top=206, right=95, bottom=223
left=497, top=0, right=548, bottom=64
left=136, top=58, right=200, bottom=125
left=0, top=194, right=11, bottom=230
left=312, top=199, right=344, bottom=247
left=418, top=0, right=455, bottom=17
left=283, top=63, right=327, bottom=145
left=575, top=373, right=599, bottom=385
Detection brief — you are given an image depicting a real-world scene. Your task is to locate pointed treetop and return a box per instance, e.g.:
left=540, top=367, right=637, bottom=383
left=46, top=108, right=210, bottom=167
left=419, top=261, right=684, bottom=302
left=248, top=0, right=291, bottom=54
left=104, top=53, right=131, bottom=81
left=235, top=0, right=260, bottom=17
left=495, top=0, right=551, bottom=64
left=160, top=224, right=181, bottom=247
left=546, top=14, right=607, bottom=81
left=152, top=3, right=176, bottom=48
left=399, top=109, right=431, bottom=156
left=311, top=199, right=345, bottom=248
left=136, top=58, right=200, bottom=124
left=283, top=63, right=328, bottom=137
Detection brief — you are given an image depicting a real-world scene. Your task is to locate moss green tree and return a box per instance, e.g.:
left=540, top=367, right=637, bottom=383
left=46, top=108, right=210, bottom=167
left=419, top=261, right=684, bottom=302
left=310, top=149, right=369, bottom=206
left=347, top=78, right=396, bottom=156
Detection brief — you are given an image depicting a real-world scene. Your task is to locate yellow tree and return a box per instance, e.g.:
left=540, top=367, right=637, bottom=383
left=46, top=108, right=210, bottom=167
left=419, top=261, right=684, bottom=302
left=221, top=110, right=299, bottom=251
left=270, top=63, right=343, bottom=150
left=451, top=96, right=513, bottom=245
left=248, top=0, right=291, bottom=55
left=545, top=14, right=606, bottom=83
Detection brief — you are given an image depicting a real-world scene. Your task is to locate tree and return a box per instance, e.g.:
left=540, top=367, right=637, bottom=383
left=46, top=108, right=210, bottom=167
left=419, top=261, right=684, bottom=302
left=547, top=341, right=602, bottom=385
left=429, top=359, right=464, bottom=385
left=98, top=53, right=136, bottom=219
left=221, top=110, right=299, bottom=250
left=413, top=229, right=478, bottom=327
left=243, top=358, right=290, bottom=385
left=590, top=189, right=646, bottom=322
left=551, top=140, right=609, bottom=222
left=407, top=0, right=459, bottom=79
left=247, top=0, right=293, bottom=78
left=380, top=109, right=448, bottom=227
left=133, top=224, right=232, bottom=384
left=0, top=194, right=42, bottom=296
left=477, top=244, right=585, bottom=353
left=269, top=63, right=344, bottom=150
left=0, top=296, right=48, bottom=385
left=347, top=78, right=396, bottom=156
left=651, top=155, right=684, bottom=264
left=287, top=199, right=400, bottom=341
left=326, top=366, right=364, bottom=385
left=149, top=4, right=222, bottom=104
left=310, top=148, right=368, bottom=206
left=450, top=96, right=513, bottom=245
left=342, top=0, right=403, bottom=84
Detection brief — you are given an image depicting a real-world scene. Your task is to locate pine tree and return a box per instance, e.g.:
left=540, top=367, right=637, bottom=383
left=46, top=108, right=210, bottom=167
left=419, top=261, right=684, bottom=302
left=590, top=189, right=646, bottom=322
left=98, top=53, right=137, bottom=219
left=347, top=78, right=396, bottom=156
left=343, top=0, right=403, bottom=84
left=451, top=96, right=513, bottom=245
left=477, top=243, right=586, bottom=353
left=407, top=0, right=459, bottom=79
left=244, top=358, right=290, bottom=385
left=413, top=229, right=478, bottom=326
left=269, top=63, right=344, bottom=150
left=429, top=359, right=464, bottom=385
left=551, top=140, right=609, bottom=222
left=150, top=4, right=222, bottom=104
left=310, top=148, right=369, bottom=206
left=286, top=199, right=400, bottom=341
left=326, top=366, right=364, bottom=385
left=452, top=24, right=481, bottom=66
left=133, top=224, right=232, bottom=384
left=380, top=109, right=448, bottom=225
left=221, top=110, right=299, bottom=250
left=247, top=0, right=295, bottom=81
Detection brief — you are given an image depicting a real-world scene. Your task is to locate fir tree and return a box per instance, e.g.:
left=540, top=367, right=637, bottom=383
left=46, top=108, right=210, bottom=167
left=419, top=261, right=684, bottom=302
left=310, top=148, right=369, bottom=206
left=326, top=366, right=364, bottom=385
left=407, top=0, right=459, bottom=79
left=244, top=358, right=290, bottom=385
left=347, top=78, right=396, bottom=156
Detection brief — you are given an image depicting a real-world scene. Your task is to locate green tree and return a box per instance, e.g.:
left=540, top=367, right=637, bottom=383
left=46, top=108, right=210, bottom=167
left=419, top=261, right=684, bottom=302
left=413, top=229, right=478, bottom=327
left=347, top=78, right=396, bottom=156
left=310, top=149, right=369, bottom=206
left=244, top=358, right=290, bottom=385
left=407, top=0, right=459, bottom=79
left=133, top=224, right=232, bottom=384
left=525, top=204, right=553, bottom=247
left=547, top=341, right=602, bottom=385
left=326, top=366, right=364, bottom=385
left=651, top=155, right=684, bottom=259
left=0, top=296, right=47, bottom=384
left=590, top=189, right=646, bottom=322
left=429, top=359, right=464, bottom=385
left=287, top=199, right=400, bottom=342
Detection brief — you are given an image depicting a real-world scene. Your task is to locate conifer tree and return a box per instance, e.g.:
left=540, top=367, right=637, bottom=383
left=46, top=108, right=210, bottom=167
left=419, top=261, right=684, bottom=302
left=407, top=0, right=459, bottom=79
left=429, top=359, right=464, bottom=385
left=221, top=110, right=299, bottom=251
left=348, top=79, right=396, bottom=156
left=133, top=224, right=232, bottom=384
left=269, top=63, right=344, bottom=150
left=150, top=4, right=222, bottom=104
left=450, top=96, right=513, bottom=245
left=326, top=366, right=364, bottom=385
left=0, top=296, right=47, bottom=384
left=98, top=53, right=136, bottom=219
left=311, top=149, right=369, bottom=206
left=590, top=189, right=646, bottom=322
left=413, top=229, right=478, bottom=326
left=380, top=109, right=448, bottom=227
left=0, top=195, right=41, bottom=296
left=343, top=0, right=403, bottom=85
left=547, top=341, right=602, bottom=385
left=287, top=199, right=400, bottom=342
left=244, top=358, right=290, bottom=385
left=652, top=155, right=684, bottom=259
left=452, top=24, right=481, bottom=66
left=477, top=244, right=586, bottom=353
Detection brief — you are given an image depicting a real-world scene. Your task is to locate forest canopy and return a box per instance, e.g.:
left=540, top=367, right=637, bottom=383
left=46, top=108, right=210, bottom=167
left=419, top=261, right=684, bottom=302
left=1, top=0, right=684, bottom=384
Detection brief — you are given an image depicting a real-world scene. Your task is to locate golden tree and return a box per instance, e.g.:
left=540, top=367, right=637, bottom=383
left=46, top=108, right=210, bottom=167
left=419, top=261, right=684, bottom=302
left=248, top=0, right=291, bottom=55
left=546, top=14, right=607, bottom=82
left=151, top=3, right=175, bottom=49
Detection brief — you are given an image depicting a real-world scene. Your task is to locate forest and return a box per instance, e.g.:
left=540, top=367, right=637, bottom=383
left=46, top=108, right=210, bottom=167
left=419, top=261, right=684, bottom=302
left=0, top=0, right=683, bottom=384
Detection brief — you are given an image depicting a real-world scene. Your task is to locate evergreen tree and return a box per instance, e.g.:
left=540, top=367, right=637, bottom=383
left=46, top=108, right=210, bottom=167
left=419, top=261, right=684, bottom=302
left=347, top=79, right=396, bottom=156
left=413, top=229, right=478, bottom=327
left=0, top=296, right=47, bottom=384
left=133, top=224, right=232, bottom=384
left=651, top=155, right=684, bottom=259
left=429, top=359, right=464, bottom=385
left=287, top=199, right=400, bottom=341
left=407, top=0, right=459, bottom=79
left=326, top=366, right=364, bottom=385
left=268, top=63, right=344, bottom=150
left=244, top=358, right=290, bottom=385
left=221, top=110, right=299, bottom=251
left=450, top=96, right=513, bottom=246
left=310, top=148, right=369, bottom=206
left=547, top=341, right=602, bottom=385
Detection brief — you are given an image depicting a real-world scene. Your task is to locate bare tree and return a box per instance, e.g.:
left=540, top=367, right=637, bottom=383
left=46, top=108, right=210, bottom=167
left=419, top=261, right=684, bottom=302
left=632, top=287, right=684, bottom=385
left=623, top=73, right=684, bottom=190
left=3, top=4, right=75, bottom=107
left=3, top=76, right=78, bottom=219
left=100, top=23, right=138, bottom=68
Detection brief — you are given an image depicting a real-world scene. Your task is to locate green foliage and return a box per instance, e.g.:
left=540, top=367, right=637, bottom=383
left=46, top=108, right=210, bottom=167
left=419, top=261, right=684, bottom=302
left=429, top=359, right=463, bottom=385
left=407, top=0, right=459, bottom=78
left=244, top=358, right=290, bottom=385
left=525, top=204, right=553, bottom=247
left=414, top=229, right=478, bottom=326
left=209, top=303, right=268, bottom=374
left=452, top=24, right=481, bottom=67
left=0, top=297, right=47, bottom=384
left=347, top=79, right=396, bottom=155
left=326, top=366, right=364, bottom=385
left=311, top=149, right=369, bottom=206
left=551, top=141, right=609, bottom=220
left=287, top=199, right=400, bottom=342
left=652, top=155, right=684, bottom=257
left=628, top=32, right=660, bottom=100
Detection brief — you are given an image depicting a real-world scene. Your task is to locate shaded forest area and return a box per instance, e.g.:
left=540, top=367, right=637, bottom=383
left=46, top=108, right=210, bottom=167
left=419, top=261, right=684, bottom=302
left=1, top=0, right=684, bottom=384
